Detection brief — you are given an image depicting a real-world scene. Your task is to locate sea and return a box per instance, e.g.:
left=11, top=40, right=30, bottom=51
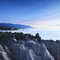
left=1, top=28, right=60, bottom=40
left=11, top=28, right=60, bottom=41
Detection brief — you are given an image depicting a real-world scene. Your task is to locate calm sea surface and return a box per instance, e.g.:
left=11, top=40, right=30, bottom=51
left=11, top=28, right=60, bottom=40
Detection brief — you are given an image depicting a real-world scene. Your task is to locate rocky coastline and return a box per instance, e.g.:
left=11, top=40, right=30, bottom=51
left=0, top=32, right=60, bottom=60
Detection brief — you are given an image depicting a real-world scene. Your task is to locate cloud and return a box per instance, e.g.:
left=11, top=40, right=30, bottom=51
left=14, top=16, right=60, bottom=28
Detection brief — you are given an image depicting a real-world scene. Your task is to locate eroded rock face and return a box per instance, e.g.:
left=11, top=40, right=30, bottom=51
left=9, top=40, right=54, bottom=60
left=0, top=45, right=11, bottom=60
left=1, top=38, right=58, bottom=60
left=41, top=40, right=60, bottom=60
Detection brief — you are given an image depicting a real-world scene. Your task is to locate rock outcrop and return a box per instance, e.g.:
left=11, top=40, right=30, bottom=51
left=41, top=40, right=60, bottom=60
left=0, top=38, right=55, bottom=60
left=0, top=45, right=10, bottom=60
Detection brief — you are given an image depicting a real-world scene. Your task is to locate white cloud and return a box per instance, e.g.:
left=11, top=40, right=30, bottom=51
left=15, top=16, right=60, bottom=28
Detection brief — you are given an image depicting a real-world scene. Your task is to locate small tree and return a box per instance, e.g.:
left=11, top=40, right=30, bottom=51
left=35, top=33, right=41, bottom=42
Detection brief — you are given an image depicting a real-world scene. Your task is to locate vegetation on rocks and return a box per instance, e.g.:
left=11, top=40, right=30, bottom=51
left=0, top=32, right=41, bottom=44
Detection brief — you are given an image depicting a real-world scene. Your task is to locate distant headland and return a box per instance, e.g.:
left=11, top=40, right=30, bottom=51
left=0, top=23, right=32, bottom=30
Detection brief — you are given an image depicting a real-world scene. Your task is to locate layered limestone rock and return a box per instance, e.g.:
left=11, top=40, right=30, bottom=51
left=2, top=38, right=60, bottom=60
left=0, top=45, right=10, bottom=60
left=8, top=39, right=54, bottom=60
left=41, top=40, right=60, bottom=60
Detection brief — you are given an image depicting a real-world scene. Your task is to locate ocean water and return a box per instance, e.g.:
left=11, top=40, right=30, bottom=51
left=12, top=28, right=60, bottom=40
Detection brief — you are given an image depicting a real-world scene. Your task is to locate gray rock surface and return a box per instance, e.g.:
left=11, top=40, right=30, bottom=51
left=7, top=39, right=54, bottom=60
left=41, top=40, right=60, bottom=60
left=0, top=45, right=10, bottom=60
left=1, top=38, right=60, bottom=60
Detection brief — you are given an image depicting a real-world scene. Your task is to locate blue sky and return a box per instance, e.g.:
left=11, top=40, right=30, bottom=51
left=0, top=0, right=60, bottom=28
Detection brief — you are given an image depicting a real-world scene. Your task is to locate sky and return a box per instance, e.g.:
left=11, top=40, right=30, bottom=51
left=0, top=0, right=60, bottom=28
